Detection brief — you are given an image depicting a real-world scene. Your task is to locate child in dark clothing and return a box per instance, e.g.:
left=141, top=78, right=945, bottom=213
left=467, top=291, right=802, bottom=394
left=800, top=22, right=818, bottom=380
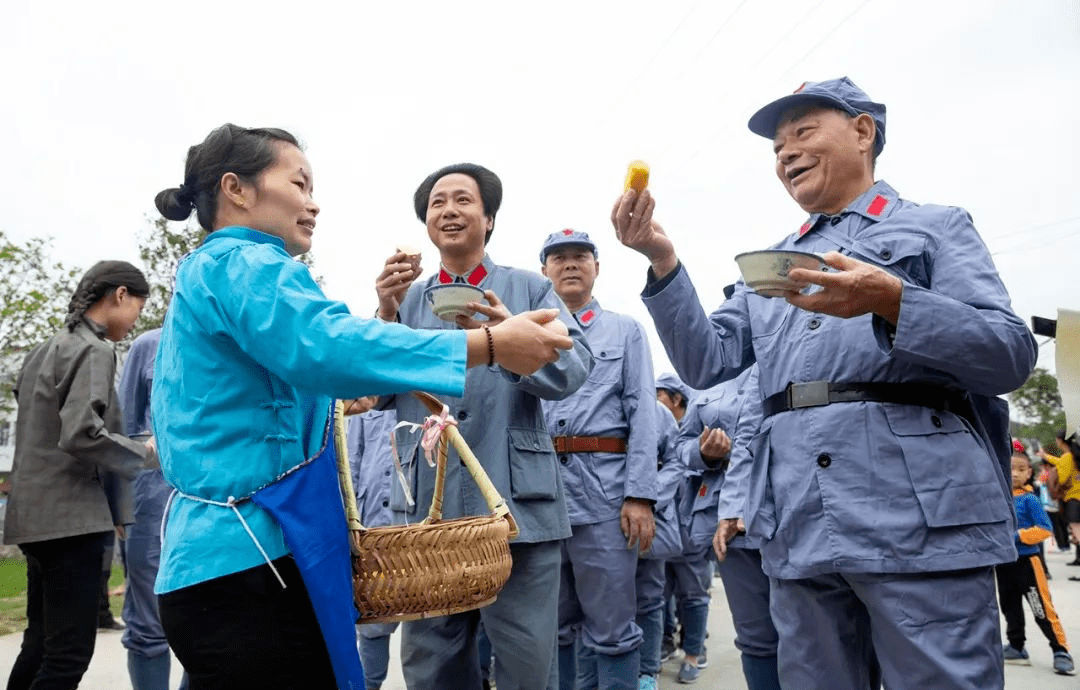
left=997, top=450, right=1075, bottom=675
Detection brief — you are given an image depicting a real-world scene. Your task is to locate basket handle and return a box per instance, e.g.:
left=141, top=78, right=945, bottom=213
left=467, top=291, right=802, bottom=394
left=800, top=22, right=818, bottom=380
left=333, top=401, right=366, bottom=556
left=412, top=392, right=520, bottom=539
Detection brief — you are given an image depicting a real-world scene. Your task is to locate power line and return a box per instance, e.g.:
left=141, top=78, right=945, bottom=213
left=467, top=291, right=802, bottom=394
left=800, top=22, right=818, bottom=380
left=991, top=224, right=1080, bottom=257
left=666, top=0, right=878, bottom=172
left=592, top=0, right=712, bottom=129
left=984, top=215, right=1080, bottom=244
left=774, top=0, right=876, bottom=84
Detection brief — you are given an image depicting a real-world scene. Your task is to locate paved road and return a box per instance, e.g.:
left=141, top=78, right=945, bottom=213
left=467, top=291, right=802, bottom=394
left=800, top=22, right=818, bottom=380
left=4, top=547, right=1080, bottom=688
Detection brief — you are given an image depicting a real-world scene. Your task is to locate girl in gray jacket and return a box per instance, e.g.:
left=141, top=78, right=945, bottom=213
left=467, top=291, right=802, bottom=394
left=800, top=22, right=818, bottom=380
left=5, top=260, right=155, bottom=690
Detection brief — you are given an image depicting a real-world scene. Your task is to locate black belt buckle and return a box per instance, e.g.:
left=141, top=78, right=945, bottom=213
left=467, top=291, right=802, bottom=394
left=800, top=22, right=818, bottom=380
left=788, top=381, right=830, bottom=409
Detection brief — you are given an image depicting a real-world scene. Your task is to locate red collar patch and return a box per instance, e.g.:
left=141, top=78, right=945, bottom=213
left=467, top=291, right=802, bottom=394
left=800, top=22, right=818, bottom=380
left=866, top=195, right=888, bottom=217
left=438, top=263, right=488, bottom=286
left=798, top=221, right=812, bottom=237
left=698, top=483, right=708, bottom=498
left=579, top=309, right=596, bottom=325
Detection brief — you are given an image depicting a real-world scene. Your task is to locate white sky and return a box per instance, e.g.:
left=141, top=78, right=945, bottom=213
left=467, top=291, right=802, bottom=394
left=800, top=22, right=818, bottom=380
left=2, top=0, right=1077, bottom=383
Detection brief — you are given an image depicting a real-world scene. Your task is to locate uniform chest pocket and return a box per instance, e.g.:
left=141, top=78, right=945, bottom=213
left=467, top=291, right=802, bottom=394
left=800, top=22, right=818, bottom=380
left=507, top=427, right=559, bottom=500
left=586, top=346, right=624, bottom=385
left=848, top=235, right=929, bottom=288
left=884, top=405, right=1008, bottom=528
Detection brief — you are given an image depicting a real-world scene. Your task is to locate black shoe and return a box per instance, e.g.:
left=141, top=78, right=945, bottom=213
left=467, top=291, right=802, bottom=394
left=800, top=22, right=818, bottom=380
left=98, top=618, right=125, bottom=631
left=1067, top=560, right=1080, bottom=566
left=660, top=637, right=676, bottom=663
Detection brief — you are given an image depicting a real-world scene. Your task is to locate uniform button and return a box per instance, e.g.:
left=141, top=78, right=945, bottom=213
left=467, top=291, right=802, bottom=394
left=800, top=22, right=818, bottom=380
left=808, top=318, right=821, bottom=330
left=830, top=215, right=842, bottom=226
left=558, top=420, right=566, bottom=427
left=532, top=441, right=541, bottom=450
left=931, top=415, right=942, bottom=428
left=457, top=410, right=468, bottom=421
left=600, top=351, right=607, bottom=357
left=382, top=500, right=389, bottom=507
left=559, top=455, right=569, bottom=465
left=817, top=453, right=832, bottom=468
left=384, top=469, right=390, bottom=476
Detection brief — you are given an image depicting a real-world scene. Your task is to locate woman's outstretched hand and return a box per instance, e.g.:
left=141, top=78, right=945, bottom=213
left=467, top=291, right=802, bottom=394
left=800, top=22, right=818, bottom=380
left=468, top=309, right=573, bottom=375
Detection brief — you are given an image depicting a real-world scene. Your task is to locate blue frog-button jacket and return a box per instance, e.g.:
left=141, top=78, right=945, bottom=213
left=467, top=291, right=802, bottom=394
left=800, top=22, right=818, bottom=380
left=642, top=181, right=1038, bottom=579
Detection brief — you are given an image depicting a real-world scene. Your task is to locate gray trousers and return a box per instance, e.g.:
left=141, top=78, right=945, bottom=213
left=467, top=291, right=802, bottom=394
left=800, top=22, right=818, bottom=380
left=715, top=547, right=777, bottom=657
left=559, top=518, right=643, bottom=653
left=401, top=540, right=561, bottom=690
left=770, top=567, right=1003, bottom=690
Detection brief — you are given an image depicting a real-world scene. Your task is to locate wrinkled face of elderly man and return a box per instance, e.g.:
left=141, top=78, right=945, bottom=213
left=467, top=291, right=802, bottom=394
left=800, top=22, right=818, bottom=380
left=771, top=104, right=877, bottom=215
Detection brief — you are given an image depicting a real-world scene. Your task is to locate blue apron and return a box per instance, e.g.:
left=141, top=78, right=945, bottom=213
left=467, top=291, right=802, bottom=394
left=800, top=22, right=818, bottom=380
left=250, top=407, right=364, bottom=690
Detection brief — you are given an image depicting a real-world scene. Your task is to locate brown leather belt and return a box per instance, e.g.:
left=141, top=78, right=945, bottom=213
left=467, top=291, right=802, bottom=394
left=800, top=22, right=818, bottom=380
left=551, top=436, right=627, bottom=454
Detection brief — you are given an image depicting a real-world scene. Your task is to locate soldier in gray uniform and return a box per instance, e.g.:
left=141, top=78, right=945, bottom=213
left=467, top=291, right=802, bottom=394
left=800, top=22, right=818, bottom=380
left=538, top=229, right=658, bottom=690
left=634, top=398, right=684, bottom=690
left=376, top=163, right=592, bottom=690
left=612, top=78, right=1037, bottom=690
left=680, top=364, right=782, bottom=690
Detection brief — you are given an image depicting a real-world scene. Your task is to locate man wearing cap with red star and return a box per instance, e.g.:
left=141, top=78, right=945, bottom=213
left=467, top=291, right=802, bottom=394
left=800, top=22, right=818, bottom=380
left=538, top=228, right=659, bottom=690
left=611, top=77, right=1038, bottom=689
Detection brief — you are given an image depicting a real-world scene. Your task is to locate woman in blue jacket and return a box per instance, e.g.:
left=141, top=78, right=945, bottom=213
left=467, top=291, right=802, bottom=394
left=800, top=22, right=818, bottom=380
left=150, top=123, right=572, bottom=690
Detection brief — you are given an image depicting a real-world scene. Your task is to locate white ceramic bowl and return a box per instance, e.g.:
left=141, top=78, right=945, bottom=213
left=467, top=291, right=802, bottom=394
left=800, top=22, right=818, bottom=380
left=734, top=250, right=827, bottom=297
left=424, top=284, right=486, bottom=321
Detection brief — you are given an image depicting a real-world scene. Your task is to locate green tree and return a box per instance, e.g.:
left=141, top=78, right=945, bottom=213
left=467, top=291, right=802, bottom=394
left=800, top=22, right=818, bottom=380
left=0, top=232, right=80, bottom=415
left=132, top=216, right=206, bottom=335
left=1010, top=367, right=1066, bottom=448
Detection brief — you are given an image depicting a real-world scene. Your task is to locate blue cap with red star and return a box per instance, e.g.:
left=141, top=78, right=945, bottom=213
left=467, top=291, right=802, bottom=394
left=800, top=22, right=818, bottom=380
left=540, top=229, right=598, bottom=264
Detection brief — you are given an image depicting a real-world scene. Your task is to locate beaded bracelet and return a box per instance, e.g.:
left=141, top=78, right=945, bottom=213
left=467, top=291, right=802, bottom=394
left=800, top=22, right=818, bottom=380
left=481, top=324, right=495, bottom=366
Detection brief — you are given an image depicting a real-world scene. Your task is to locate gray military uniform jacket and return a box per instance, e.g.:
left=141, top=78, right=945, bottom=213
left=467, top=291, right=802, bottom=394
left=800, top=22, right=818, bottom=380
left=4, top=318, right=147, bottom=545
left=390, top=255, right=592, bottom=543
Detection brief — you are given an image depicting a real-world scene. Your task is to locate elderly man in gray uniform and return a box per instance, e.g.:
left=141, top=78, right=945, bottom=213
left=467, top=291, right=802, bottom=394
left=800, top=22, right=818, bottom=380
left=612, top=78, right=1037, bottom=690
left=537, top=229, right=658, bottom=690
left=375, top=163, right=592, bottom=690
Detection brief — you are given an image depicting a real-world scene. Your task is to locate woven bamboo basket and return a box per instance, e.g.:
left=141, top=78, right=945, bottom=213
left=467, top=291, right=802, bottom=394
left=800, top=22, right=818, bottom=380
left=334, top=392, right=519, bottom=624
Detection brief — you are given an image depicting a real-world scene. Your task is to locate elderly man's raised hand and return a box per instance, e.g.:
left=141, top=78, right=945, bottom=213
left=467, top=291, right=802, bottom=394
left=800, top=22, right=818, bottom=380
left=785, top=251, right=903, bottom=325
left=610, top=190, right=679, bottom=279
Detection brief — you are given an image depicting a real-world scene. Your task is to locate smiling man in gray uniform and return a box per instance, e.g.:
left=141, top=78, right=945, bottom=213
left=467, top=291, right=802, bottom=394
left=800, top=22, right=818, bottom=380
left=538, top=229, right=658, bottom=690
left=376, top=163, right=592, bottom=690
left=611, top=78, right=1037, bottom=690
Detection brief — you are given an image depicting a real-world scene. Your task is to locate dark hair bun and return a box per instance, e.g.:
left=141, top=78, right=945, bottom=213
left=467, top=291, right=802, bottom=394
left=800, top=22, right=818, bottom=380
left=155, top=186, right=194, bottom=221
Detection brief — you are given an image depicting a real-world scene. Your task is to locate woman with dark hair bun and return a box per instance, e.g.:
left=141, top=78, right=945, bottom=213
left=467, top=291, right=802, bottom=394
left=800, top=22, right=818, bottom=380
left=5, top=261, right=154, bottom=690
left=149, top=123, right=574, bottom=690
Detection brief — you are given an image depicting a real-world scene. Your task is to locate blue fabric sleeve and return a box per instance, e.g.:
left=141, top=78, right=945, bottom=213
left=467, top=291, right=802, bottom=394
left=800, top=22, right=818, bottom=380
left=621, top=319, right=659, bottom=502
left=716, top=368, right=762, bottom=520
left=203, top=243, right=467, bottom=399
